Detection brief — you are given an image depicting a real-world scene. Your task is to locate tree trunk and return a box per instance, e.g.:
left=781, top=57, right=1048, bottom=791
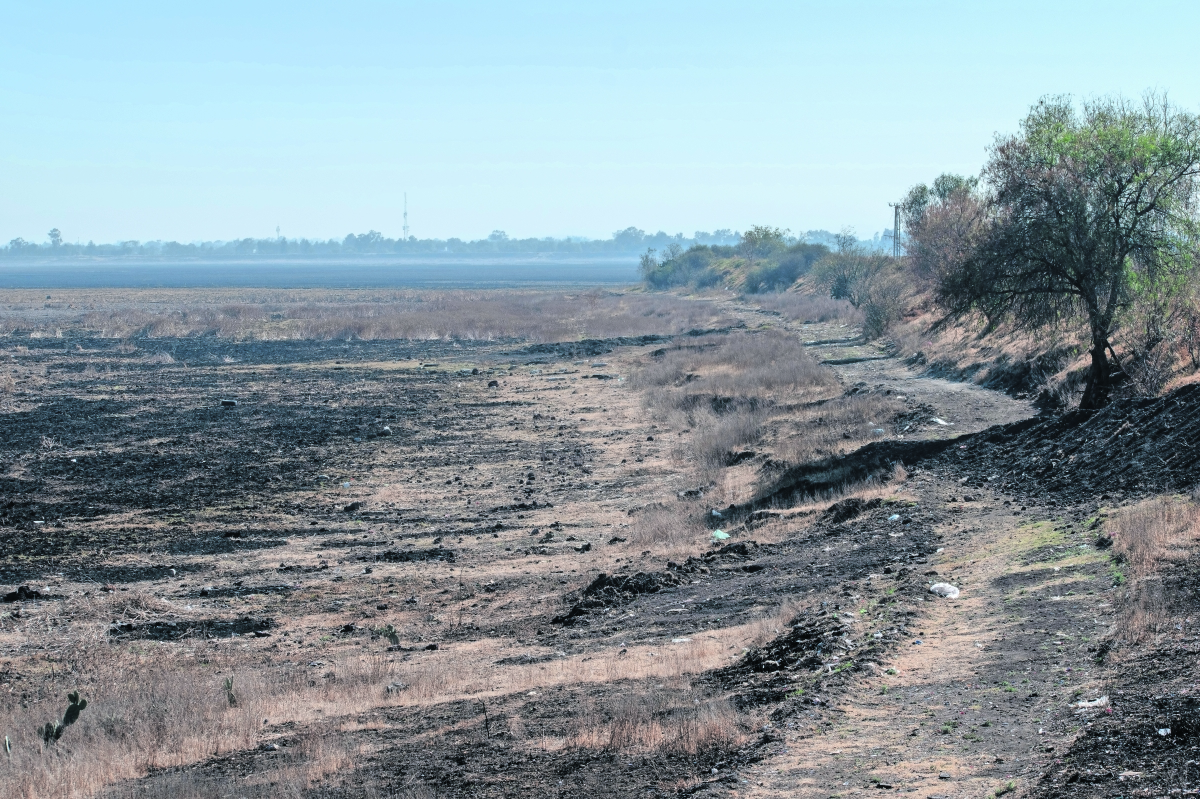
left=1079, top=333, right=1111, bottom=409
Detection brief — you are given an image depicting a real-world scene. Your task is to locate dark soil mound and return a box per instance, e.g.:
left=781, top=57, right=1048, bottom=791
left=712, top=607, right=898, bottom=709
left=936, top=383, right=1200, bottom=502
left=823, top=497, right=883, bottom=524
left=370, top=547, right=456, bottom=563
left=728, top=612, right=848, bottom=675
left=3, top=585, right=46, bottom=602
left=521, top=335, right=670, bottom=359
left=108, top=616, right=273, bottom=641
left=740, top=384, right=1200, bottom=515
left=551, top=570, right=685, bottom=624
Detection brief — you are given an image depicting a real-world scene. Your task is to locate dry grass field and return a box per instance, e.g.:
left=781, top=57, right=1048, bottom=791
left=3, top=287, right=1198, bottom=798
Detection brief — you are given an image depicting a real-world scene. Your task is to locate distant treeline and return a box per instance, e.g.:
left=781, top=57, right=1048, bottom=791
left=1, top=226, right=887, bottom=259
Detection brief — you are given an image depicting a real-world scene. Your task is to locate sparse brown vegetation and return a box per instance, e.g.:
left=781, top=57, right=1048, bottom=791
left=749, top=291, right=860, bottom=324
left=0, top=288, right=735, bottom=342
left=1107, top=495, right=1200, bottom=645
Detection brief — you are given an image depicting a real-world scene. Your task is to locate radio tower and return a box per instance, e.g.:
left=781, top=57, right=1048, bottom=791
left=403, top=193, right=410, bottom=240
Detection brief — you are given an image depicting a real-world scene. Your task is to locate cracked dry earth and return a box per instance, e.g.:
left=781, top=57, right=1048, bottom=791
left=1, top=312, right=1193, bottom=799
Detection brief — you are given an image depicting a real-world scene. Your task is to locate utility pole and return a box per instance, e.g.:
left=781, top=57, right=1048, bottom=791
left=888, top=203, right=901, bottom=258
left=403, top=194, right=410, bottom=241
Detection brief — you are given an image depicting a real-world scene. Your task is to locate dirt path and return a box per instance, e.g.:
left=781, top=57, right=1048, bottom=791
left=666, top=301, right=1118, bottom=798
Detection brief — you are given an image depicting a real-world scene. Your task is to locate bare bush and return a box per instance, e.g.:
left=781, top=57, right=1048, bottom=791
left=771, top=393, right=907, bottom=466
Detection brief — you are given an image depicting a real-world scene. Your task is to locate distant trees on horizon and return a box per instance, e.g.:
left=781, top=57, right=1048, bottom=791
left=0, top=226, right=891, bottom=259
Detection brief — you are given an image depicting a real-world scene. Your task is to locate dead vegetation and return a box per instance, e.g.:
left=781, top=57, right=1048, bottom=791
left=566, top=691, right=746, bottom=760
left=0, top=288, right=734, bottom=343
left=748, top=292, right=860, bottom=324
left=631, top=330, right=846, bottom=477
left=1107, top=494, right=1200, bottom=646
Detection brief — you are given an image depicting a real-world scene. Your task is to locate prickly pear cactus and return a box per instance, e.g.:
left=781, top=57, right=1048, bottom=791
left=62, top=691, right=87, bottom=727
left=39, top=691, right=87, bottom=744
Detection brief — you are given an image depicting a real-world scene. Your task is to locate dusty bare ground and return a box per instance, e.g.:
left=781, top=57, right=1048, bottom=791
left=2, top=291, right=1196, bottom=799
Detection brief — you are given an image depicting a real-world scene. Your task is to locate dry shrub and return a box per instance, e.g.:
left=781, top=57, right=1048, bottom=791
left=1108, top=495, right=1200, bottom=646
left=0, top=635, right=395, bottom=799
left=96, top=726, right=362, bottom=799
left=689, top=408, right=765, bottom=475
left=632, top=330, right=837, bottom=401
left=626, top=502, right=709, bottom=554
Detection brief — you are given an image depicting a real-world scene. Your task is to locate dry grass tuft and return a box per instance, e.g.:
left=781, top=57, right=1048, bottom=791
left=749, top=292, right=861, bottom=324
left=567, top=692, right=746, bottom=759
left=1108, top=495, right=1200, bottom=646
left=769, top=393, right=907, bottom=467
left=626, top=502, right=711, bottom=557
left=631, top=330, right=842, bottom=477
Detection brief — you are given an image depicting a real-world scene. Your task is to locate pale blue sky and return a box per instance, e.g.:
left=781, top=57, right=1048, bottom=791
left=2, top=1, right=1197, bottom=244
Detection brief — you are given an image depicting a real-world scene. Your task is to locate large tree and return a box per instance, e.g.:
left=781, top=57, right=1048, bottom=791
left=928, top=94, right=1200, bottom=408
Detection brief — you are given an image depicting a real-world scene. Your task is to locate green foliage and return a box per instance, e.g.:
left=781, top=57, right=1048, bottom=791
left=743, top=242, right=829, bottom=293
left=376, top=624, right=401, bottom=645
left=926, top=92, right=1200, bottom=407
left=739, top=225, right=789, bottom=262
left=39, top=691, right=87, bottom=745
left=640, top=228, right=829, bottom=293
left=640, top=244, right=723, bottom=289
left=223, top=677, right=237, bottom=707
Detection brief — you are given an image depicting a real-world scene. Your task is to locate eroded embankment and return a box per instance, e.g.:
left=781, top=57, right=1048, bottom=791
left=733, top=383, right=1200, bottom=518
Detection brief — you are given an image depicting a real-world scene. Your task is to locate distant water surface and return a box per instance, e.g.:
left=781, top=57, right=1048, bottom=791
left=0, top=255, right=641, bottom=289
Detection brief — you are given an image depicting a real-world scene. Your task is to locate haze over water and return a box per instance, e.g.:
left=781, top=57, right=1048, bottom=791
left=0, top=254, right=640, bottom=289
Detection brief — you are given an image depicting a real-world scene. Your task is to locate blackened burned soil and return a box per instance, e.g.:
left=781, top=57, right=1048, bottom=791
left=108, top=615, right=273, bottom=641
left=0, top=333, right=605, bottom=582
left=369, top=546, right=456, bottom=563
left=1035, top=551, right=1200, bottom=798
left=541, top=499, right=941, bottom=657
left=119, top=683, right=726, bottom=799
left=738, top=383, right=1200, bottom=517
left=521, top=335, right=672, bottom=359
left=940, top=383, right=1200, bottom=502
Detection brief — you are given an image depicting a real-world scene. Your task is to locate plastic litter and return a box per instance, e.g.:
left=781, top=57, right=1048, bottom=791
left=929, top=582, right=961, bottom=599
left=672, top=637, right=691, bottom=643
left=931, top=417, right=949, bottom=425
left=1159, top=728, right=1172, bottom=736
left=1075, top=695, right=1109, bottom=709
left=888, top=514, right=901, bottom=522
left=712, top=530, right=730, bottom=541
left=710, top=509, right=724, bottom=518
